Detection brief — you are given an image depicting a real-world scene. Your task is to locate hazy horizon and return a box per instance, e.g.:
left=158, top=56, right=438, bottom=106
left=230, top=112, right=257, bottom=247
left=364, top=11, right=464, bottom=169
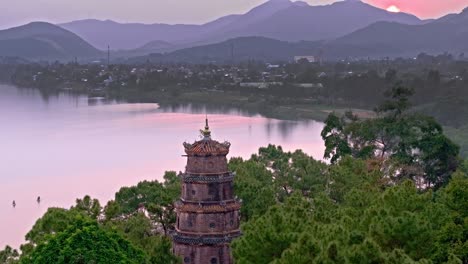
left=1, top=0, right=467, bottom=30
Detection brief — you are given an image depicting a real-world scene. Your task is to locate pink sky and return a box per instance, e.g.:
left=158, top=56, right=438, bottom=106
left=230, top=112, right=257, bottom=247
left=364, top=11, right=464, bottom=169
left=363, top=0, right=468, bottom=19
left=1, top=0, right=467, bottom=29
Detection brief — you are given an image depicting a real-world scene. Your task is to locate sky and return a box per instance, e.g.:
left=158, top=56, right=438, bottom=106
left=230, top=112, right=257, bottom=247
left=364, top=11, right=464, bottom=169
left=1, top=0, right=467, bottom=29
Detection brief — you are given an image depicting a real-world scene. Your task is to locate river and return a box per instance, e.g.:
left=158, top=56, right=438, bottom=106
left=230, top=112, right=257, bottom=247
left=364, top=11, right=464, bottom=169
left=0, top=84, right=325, bottom=249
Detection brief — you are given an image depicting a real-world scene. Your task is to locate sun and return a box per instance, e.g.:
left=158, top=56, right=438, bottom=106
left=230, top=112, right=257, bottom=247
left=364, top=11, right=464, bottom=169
left=386, top=5, right=401, bottom=13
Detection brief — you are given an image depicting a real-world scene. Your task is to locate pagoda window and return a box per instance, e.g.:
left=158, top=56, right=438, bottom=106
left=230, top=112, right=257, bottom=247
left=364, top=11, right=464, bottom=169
left=210, top=257, right=218, bottom=264
left=184, top=257, right=190, bottom=263
left=209, top=222, right=216, bottom=229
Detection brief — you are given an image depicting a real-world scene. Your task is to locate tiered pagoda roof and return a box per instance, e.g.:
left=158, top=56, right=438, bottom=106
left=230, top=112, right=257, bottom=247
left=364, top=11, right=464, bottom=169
left=183, top=118, right=230, bottom=156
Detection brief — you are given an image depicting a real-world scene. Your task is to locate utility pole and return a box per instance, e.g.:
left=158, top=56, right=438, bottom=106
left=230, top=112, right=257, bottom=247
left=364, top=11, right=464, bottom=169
left=231, top=43, right=234, bottom=63
left=107, top=45, right=110, bottom=67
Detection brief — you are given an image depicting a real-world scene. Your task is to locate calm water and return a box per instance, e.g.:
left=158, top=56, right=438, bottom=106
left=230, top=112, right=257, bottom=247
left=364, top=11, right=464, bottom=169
left=0, top=84, right=325, bottom=249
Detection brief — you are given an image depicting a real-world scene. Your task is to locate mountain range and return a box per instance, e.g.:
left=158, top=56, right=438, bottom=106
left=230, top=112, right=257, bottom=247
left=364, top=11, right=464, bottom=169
left=59, top=0, right=424, bottom=51
left=133, top=5, right=468, bottom=63
left=1, top=0, right=468, bottom=62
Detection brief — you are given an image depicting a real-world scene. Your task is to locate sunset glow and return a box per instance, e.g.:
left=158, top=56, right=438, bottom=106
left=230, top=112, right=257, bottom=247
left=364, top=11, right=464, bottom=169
left=386, top=5, right=401, bottom=13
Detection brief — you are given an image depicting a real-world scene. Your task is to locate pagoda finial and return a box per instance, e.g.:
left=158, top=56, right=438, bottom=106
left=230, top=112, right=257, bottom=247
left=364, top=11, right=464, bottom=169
left=200, top=115, right=211, bottom=139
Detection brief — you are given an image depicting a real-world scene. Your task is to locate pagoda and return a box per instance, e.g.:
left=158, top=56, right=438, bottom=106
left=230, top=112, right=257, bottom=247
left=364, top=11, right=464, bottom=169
left=172, top=118, right=241, bottom=264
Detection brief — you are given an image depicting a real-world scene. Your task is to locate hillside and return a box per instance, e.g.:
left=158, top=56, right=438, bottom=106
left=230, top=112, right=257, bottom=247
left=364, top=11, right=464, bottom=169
left=129, top=6, right=468, bottom=63
left=61, top=0, right=424, bottom=52
left=129, top=36, right=320, bottom=63
left=328, top=7, right=468, bottom=58
left=197, top=0, right=423, bottom=44
left=0, top=22, right=101, bottom=60
left=60, top=19, right=202, bottom=50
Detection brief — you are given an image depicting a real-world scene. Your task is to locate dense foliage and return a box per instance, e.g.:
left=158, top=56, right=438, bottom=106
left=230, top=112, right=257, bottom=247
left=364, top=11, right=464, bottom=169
left=1, top=89, right=467, bottom=263
left=2, top=146, right=467, bottom=263
left=321, top=83, right=460, bottom=189
left=232, top=150, right=468, bottom=263
left=28, top=219, right=145, bottom=264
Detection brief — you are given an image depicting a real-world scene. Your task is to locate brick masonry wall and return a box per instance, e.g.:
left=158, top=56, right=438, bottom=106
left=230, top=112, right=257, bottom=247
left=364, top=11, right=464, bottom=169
left=174, top=244, right=232, bottom=264
left=186, top=155, right=228, bottom=174
left=182, top=182, right=234, bottom=202
left=177, top=211, right=240, bottom=233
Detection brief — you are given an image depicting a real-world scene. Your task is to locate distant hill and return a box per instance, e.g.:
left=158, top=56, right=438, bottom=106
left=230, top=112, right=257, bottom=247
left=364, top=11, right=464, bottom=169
left=0, top=22, right=101, bottom=60
left=60, top=0, right=424, bottom=52
left=128, top=37, right=321, bottom=63
left=112, top=40, right=177, bottom=59
left=59, top=0, right=293, bottom=50
left=60, top=19, right=202, bottom=50
left=327, top=7, right=468, bottom=58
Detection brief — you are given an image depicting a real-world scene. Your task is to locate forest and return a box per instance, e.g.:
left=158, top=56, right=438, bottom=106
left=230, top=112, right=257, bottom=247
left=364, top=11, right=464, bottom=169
left=0, top=84, right=467, bottom=263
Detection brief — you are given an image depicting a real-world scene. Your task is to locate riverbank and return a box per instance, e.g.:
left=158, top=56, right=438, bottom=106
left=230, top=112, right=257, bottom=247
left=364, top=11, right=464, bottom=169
left=104, top=87, right=375, bottom=122
left=6, top=82, right=468, bottom=157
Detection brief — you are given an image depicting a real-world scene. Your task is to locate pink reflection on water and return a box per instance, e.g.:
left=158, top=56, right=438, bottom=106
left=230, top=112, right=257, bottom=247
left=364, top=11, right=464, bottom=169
left=0, top=85, right=325, bottom=249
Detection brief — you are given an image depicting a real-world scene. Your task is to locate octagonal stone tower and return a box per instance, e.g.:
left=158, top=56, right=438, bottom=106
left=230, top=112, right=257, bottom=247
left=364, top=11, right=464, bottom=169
left=172, top=118, right=241, bottom=264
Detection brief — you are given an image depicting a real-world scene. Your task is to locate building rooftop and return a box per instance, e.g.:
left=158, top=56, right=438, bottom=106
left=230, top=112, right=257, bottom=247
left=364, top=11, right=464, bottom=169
left=183, top=118, right=231, bottom=156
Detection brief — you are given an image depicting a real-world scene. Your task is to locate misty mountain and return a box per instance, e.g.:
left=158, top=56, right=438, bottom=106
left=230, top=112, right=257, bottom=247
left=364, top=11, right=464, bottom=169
left=130, top=7, right=468, bottom=64
left=60, top=0, right=424, bottom=52
left=0, top=22, right=101, bottom=60
left=327, top=7, right=468, bottom=58
left=128, top=36, right=320, bottom=63
left=197, top=0, right=424, bottom=44
left=60, top=20, right=202, bottom=51
left=111, top=40, right=177, bottom=58
left=59, top=0, right=293, bottom=51
left=137, top=40, right=174, bottom=52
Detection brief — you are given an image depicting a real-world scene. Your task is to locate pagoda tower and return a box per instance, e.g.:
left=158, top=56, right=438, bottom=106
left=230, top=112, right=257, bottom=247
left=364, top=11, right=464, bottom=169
left=172, top=119, right=241, bottom=264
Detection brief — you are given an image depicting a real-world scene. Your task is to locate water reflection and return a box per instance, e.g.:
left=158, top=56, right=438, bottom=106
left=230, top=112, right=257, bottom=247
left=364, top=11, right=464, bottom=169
left=157, top=102, right=260, bottom=118
left=0, top=84, right=325, bottom=249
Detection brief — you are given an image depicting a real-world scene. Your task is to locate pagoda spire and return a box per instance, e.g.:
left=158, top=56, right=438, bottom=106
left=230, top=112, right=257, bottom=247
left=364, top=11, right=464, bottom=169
left=201, top=115, right=211, bottom=139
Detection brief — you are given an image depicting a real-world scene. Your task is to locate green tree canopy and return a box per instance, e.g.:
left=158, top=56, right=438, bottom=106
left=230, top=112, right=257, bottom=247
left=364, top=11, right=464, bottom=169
left=28, top=218, right=145, bottom=264
left=0, top=246, right=19, bottom=264
left=321, top=83, right=460, bottom=189
left=107, top=171, right=180, bottom=236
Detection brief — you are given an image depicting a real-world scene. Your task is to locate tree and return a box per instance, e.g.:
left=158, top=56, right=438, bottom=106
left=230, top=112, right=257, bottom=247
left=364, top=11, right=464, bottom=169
left=229, top=157, right=276, bottom=221
left=253, top=145, right=328, bottom=200
left=109, top=171, right=180, bottom=235
left=19, top=197, right=104, bottom=262
left=232, top=193, right=313, bottom=264
left=27, top=218, right=146, bottom=264
left=72, top=195, right=101, bottom=219
left=0, top=246, right=19, bottom=264
left=321, top=83, right=460, bottom=189
left=24, top=208, right=79, bottom=246
left=105, top=213, right=179, bottom=264
left=432, top=172, right=468, bottom=263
